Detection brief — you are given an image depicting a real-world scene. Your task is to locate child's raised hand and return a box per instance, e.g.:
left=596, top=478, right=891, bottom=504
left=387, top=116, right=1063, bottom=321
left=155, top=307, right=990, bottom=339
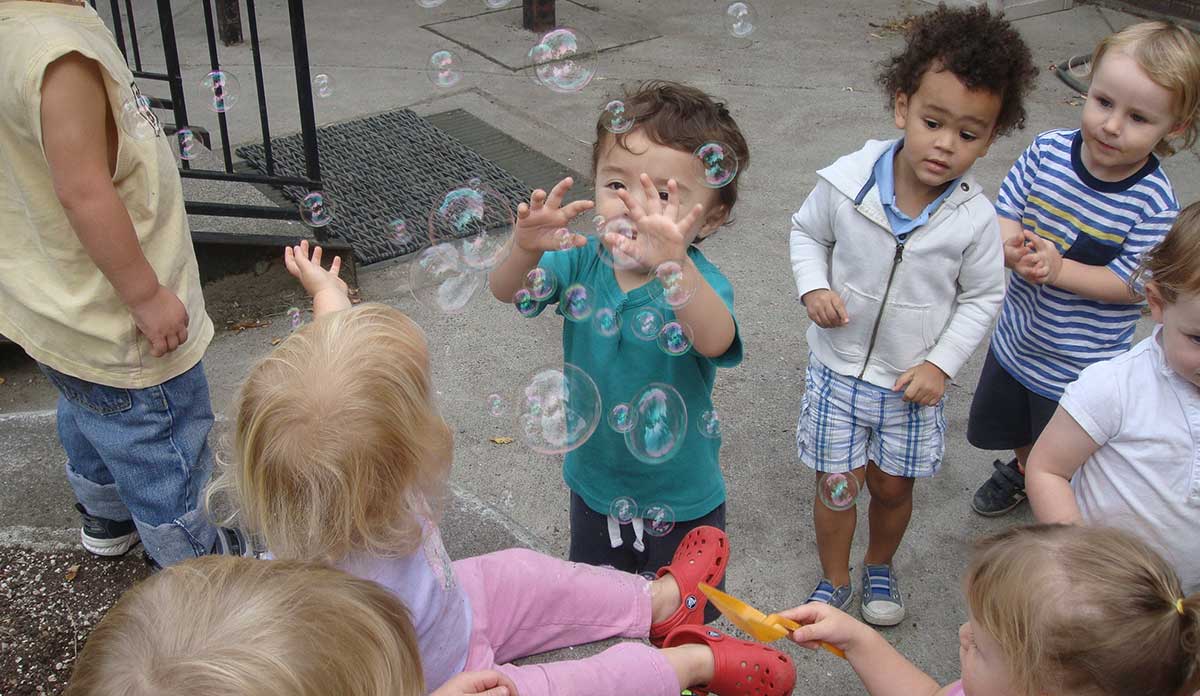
left=284, top=240, right=347, bottom=298
left=514, top=177, right=594, bottom=253
left=430, top=670, right=517, bottom=696
left=801, top=289, right=849, bottom=328
left=777, top=602, right=866, bottom=654
left=605, top=174, right=703, bottom=269
left=893, top=361, right=949, bottom=406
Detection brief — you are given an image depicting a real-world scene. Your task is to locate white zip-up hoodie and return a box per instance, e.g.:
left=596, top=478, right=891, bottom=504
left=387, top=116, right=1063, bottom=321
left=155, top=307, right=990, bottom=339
left=790, top=139, right=1005, bottom=389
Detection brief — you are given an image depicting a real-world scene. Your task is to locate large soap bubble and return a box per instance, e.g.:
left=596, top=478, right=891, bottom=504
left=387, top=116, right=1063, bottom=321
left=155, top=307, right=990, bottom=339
left=410, top=243, right=485, bottom=314
left=427, top=181, right=514, bottom=270
left=529, top=27, right=598, bottom=94
left=625, top=383, right=688, bottom=465
left=517, top=363, right=602, bottom=455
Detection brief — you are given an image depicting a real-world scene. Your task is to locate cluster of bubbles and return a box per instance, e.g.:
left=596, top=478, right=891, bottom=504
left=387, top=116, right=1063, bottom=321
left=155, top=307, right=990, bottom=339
left=725, top=2, right=757, bottom=38
left=428, top=50, right=463, bottom=88
left=516, top=364, right=602, bottom=455
left=312, top=73, right=334, bottom=99
left=608, top=497, right=675, bottom=537
left=287, top=307, right=302, bottom=330
left=300, top=191, right=334, bottom=227
left=818, top=472, right=861, bottom=512
left=200, top=70, right=240, bottom=113
left=528, top=27, right=597, bottom=94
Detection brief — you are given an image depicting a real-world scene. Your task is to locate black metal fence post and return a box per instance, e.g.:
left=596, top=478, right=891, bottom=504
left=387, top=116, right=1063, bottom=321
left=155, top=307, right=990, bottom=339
left=523, top=0, right=555, bottom=32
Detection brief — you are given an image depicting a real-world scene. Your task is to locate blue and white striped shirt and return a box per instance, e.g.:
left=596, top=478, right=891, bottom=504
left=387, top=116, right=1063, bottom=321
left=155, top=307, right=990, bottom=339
left=992, top=129, right=1178, bottom=400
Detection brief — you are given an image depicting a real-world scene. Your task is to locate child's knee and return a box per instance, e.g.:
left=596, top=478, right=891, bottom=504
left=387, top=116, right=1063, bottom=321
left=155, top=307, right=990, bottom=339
left=865, top=464, right=915, bottom=506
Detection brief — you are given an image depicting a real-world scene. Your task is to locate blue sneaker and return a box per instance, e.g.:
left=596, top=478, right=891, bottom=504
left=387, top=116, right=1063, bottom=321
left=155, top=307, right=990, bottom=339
left=860, top=564, right=905, bottom=626
left=804, top=578, right=853, bottom=612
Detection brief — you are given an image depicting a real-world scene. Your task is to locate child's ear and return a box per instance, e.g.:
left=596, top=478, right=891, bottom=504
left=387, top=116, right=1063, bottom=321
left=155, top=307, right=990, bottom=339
left=1145, top=281, right=1167, bottom=323
left=1167, top=117, right=1192, bottom=141
left=698, top=203, right=729, bottom=238
left=893, top=92, right=910, bottom=130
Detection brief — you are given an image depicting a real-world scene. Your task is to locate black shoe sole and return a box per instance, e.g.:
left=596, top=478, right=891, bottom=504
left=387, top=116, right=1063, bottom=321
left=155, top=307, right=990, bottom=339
left=971, top=496, right=1027, bottom=517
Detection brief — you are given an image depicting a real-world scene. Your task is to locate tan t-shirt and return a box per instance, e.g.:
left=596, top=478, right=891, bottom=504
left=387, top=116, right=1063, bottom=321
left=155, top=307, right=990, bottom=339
left=0, top=1, right=212, bottom=388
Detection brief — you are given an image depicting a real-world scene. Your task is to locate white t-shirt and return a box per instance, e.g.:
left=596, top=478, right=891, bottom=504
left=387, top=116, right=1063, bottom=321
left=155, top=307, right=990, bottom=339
left=1060, top=328, right=1200, bottom=593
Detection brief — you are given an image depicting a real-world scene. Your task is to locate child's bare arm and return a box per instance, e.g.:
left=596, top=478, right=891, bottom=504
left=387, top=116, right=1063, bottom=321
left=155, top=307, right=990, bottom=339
left=41, top=52, right=188, bottom=358
left=1026, top=406, right=1098, bottom=524
left=489, top=177, right=592, bottom=303
left=283, top=241, right=351, bottom=316
left=668, top=260, right=736, bottom=357
left=1021, top=235, right=1140, bottom=303
left=778, top=603, right=943, bottom=696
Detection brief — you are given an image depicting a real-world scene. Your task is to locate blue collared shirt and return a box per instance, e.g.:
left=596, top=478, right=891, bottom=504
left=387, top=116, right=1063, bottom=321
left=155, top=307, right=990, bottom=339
left=873, top=139, right=958, bottom=237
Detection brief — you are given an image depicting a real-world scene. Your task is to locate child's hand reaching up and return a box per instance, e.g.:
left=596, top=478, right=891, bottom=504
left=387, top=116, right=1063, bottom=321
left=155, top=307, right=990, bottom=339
left=606, top=174, right=703, bottom=269
left=514, top=177, right=594, bottom=253
left=430, top=670, right=518, bottom=696
left=283, top=240, right=351, bottom=316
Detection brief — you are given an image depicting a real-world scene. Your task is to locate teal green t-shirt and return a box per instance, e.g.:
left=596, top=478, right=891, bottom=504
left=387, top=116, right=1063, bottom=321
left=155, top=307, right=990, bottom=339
left=530, top=239, right=743, bottom=520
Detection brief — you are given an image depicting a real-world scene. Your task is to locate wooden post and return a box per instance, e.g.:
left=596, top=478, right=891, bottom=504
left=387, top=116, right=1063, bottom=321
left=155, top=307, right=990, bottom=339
left=522, top=0, right=555, bottom=33
left=215, top=0, right=244, bottom=46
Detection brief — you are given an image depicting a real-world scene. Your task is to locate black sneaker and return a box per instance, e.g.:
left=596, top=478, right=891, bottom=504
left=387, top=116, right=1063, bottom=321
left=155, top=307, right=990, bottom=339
left=212, top=526, right=255, bottom=557
left=971, top=459, right=1027, bottom=517
left=75, top=503, right=140, bottom=557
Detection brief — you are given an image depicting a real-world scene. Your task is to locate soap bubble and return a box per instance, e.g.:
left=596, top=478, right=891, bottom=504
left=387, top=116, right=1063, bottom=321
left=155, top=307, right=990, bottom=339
left=120, top=96, right=159, bottom=141
left=631, top=308, right=663, bottom=342
left=513, top=288, right=539, bottom=317
left=592, top=307, right=621, bottom=338
left=698, top=409, right=721, bottom=438
left=643, top=503, right=675, bottom=537
left=201, top=70, right=240, bottom=113
left=300, top=191, right=334, bottom=228
left=518, top=363, right=602, bottom=455
left=416, top=0, right=445, bottom=8
left=411, top=243, right=485, bottom=314
left=486, top=393, right=507, bottom=417
left=312, top=73, right=333, bottom=98
left=608, top=402, right=637, bottom=433
left=287, top=307, right=301, bottom=330
left=693, top=142, right=739, bottom=189
left=389, top=218, right=414, bottom=247
left=598, top=217, right=642, bottom=271
left=654, top=260, right=695, bottom=308
left=725, top=2, right=757, bottom=38
left=625, top=383, right=688, bottom=465
left=428, top=50, right=463, bottom=88
left=530, top=27, right=597, bottom=94
left=428, top=182, right=514, bottom=270
left=601, top=99, right=635, bottom=134
left=657, top=321, right=693, bottom=357
left=609, top=496, right=638, bottom=524
left=818, top=472, right=861, bottom=512
left=561, top=283, right=594, bottom=322
left=525, top=267, right=557, bottom=301
left=176, top=128, right=200, bottom=160
left=554, top=227, right=575, bottom=251
left=1066, top=54, right=1091, bottom=79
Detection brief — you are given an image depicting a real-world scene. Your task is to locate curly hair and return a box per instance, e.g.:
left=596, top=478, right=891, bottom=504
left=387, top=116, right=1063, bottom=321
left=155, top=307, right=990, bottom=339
left=877, top=4, right=1038, bottom=138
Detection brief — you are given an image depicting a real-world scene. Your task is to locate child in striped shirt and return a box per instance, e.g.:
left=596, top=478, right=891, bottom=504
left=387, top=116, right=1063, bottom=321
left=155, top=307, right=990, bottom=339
left=968, top=21, right=1200, bottom=517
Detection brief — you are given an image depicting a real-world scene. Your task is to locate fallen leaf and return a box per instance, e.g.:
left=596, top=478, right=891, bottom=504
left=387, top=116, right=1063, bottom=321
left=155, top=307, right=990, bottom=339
left=64, top=565, right=79, bottom=581
left=271, top=338, right=282, bottom=346
left=489, top=436, right=514, bottom=445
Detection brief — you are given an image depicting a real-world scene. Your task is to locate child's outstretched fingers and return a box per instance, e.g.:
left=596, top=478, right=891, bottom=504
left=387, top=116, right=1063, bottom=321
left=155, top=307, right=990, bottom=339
left=777, top=602, right=859, bottom=652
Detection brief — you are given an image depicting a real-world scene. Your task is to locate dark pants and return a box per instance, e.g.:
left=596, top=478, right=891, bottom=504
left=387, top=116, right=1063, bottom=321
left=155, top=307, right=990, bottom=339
left=967, top=349, right=1060, bottom=452
left=567, top=492, right=725, bottom=622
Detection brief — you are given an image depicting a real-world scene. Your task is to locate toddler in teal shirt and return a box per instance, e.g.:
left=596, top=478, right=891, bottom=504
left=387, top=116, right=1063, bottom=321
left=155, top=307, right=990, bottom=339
left=489, top=82, right=748, bottom=612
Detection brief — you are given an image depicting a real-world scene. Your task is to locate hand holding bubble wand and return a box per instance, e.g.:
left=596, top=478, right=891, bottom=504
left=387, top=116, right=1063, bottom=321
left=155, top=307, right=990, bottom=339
left=513, top=177, right=594, bottom=253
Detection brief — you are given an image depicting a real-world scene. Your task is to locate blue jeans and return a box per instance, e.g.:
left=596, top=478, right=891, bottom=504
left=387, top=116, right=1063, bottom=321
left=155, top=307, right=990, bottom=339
left=38, top=361, right=218, bottom=566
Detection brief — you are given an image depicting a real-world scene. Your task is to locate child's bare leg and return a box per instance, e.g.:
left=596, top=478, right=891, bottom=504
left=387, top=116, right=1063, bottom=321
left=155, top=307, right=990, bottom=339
left=813, top=470, right=862, bottom=586
left=1013, top=444, right=1033, bottom=473
left=863, top=462, right=915, bottom=566
left=649, top=573, right=681, bottom=624
left=661, top=644, right=715, bottom=688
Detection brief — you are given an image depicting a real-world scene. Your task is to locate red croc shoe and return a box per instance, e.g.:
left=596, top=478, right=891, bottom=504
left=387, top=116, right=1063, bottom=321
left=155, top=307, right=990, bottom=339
left=648, top=525, right=729, bottom=647
left=663, top=625, right=796, bottom=696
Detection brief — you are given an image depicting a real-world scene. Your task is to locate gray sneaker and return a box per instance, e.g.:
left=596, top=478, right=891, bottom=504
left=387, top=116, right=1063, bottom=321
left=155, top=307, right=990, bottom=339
left=804, top=578, right=854, bottom=612
left=860, top=564, right=905, bottom=626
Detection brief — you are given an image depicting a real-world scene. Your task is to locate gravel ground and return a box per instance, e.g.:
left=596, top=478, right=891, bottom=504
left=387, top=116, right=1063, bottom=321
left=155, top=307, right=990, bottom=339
left=1, top=546, right=150, bottom=696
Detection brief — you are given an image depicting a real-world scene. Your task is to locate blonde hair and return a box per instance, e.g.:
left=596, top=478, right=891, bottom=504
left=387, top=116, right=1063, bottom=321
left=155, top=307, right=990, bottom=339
left=64, top=556, right=425, bottom=696
left=966, top=524, right=1200, bottom=696
left=206, top=303, right=451, bottom=563
left=1091, top=21, right=1200, bottom=157
left=1134, top=201, right=1200, bottom=303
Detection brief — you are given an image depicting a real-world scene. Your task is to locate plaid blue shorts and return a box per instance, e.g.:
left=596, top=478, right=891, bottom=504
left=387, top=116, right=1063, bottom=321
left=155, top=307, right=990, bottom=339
left=796, top=355, right=946, bottom=479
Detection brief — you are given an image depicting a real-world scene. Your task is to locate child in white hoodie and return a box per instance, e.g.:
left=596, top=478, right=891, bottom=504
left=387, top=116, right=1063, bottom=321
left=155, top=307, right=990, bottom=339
left=789, top=5, right=1037, bottom=626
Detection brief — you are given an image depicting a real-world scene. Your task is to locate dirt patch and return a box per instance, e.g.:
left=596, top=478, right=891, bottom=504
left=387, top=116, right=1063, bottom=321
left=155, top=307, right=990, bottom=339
left=0, top=546, right=150, bottom=696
